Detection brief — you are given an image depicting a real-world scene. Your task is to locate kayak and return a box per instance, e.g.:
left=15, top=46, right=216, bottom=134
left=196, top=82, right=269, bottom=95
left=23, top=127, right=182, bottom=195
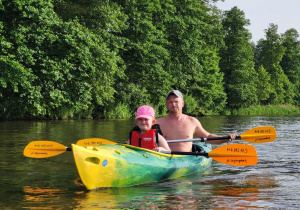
left=72, top=142, right=212, bottom=189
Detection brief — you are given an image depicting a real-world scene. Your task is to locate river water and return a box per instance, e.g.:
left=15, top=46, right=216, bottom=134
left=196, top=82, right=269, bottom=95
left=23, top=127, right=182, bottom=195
left=1, top=115, right=299, bottom=209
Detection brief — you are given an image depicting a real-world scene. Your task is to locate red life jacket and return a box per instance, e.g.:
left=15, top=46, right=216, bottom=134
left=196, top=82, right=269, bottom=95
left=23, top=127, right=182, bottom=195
left=129, top=124, right=162, bottom=150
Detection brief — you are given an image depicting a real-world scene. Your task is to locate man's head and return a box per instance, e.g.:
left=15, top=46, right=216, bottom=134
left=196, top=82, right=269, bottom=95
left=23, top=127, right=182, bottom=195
left=165, top=90, right=184, bottom=114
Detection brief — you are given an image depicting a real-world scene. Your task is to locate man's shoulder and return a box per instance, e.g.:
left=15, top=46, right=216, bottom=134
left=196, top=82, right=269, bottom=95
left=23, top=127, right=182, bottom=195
left=184, top=114, right=201, bottom=124
left=156, top=116, right=168, bottom=123
left=183, top=114, right=197, bottom=120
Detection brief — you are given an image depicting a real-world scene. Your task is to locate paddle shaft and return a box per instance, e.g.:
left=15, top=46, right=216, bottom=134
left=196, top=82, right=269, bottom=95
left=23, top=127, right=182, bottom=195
left=166, top=126, right=276, bottom=144
left=167, top=136, right=236, bottom=143
left=164, top=151, right=209, bottom=156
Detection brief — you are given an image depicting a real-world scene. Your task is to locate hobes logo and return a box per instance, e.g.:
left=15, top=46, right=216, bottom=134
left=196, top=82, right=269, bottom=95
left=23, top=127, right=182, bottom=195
left=143, top=138, right=152, bottom=141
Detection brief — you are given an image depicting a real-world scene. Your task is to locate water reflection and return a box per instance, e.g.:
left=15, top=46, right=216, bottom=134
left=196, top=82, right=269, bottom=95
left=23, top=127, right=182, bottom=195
left=73, top=182, right=198, bottom=209
left=23, top=186, right=68, bottom=209
left=23, top=186, right=68, bottom=201
left=21, top=172, right=278, bottom=209
left=74, top=189, right=123, bottom=209
left=201, top=173, right=278, bottom=209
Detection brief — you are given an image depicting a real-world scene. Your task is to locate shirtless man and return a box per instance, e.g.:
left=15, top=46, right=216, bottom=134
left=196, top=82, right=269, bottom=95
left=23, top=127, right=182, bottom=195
left=156, top=90, right=237, bottom=152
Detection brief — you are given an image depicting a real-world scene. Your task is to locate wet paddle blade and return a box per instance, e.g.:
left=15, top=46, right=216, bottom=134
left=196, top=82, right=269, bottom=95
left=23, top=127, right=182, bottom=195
left=76, top=138, right=117, bottom=147
left=23, top=138, right=117, bottom=158
left=240, top=126, right=276, bottom=143
left=23, top=141, right=67, bottom=158
left=210, top=156, right=258, bottom=166
left=209, top=144, right=258, bottom=166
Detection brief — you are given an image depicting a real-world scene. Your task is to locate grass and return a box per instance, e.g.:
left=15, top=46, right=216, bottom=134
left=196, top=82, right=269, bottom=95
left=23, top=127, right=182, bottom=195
left=223, top=105, right=300, bottom=116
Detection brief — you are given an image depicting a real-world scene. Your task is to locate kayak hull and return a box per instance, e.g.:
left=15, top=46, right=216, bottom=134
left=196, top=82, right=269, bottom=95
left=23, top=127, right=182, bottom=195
left=72, top=143, right=212, bottom=190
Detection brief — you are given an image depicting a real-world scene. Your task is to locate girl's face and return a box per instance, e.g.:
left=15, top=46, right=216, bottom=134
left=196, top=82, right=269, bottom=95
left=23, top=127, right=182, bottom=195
left=136, top=118, right=155, bottom=133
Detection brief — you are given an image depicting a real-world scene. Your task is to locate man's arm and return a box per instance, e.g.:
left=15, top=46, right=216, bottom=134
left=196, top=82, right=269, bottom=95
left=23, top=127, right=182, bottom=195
left=193, top=117, right=233, bottom=144
left=193, top=117, right=211, bottom=138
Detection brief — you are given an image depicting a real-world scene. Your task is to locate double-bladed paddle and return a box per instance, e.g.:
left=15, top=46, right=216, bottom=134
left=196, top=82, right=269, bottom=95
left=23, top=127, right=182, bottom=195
left=23, top=139, right=257, bottom=166
left=167, top=126, right=276, bottom=144
left=23, top=126, right=275, bottom=159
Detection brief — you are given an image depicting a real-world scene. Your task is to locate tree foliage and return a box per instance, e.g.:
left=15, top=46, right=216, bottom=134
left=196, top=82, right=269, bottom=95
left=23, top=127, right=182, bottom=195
left=256, top=24, right=292, bottom=104
left=165, top=0, right=227, bottom=114
left=0, top=0, right=122, bottom=119
left=256, top=65, right=272, bottom=103
left=219, top=7, right=258, bottom=108
left=0, top=1, right=300, bottom=120
left=281, top=29, right=300, bottom=105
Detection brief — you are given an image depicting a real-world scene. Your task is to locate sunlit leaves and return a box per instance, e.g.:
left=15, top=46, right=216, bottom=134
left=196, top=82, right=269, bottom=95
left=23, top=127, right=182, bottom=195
left=219, top=7, right=258, bottom=108
left=0, top=0, right=122, bottom=119
left=257, top=24, right=292, bottom=104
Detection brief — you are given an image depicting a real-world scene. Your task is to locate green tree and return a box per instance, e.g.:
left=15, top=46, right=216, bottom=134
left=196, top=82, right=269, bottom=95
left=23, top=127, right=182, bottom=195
left=256, top=65, right=272, bottom=103
left=257, top=24, right=292, bottom=104
left=1, top=0, right=250, bottom=119
left=53, top=0, right=128, bottom=53
left=113, top=0, right=227, bottom=115
left=219, top=6, right=258, bottom=108
left=112, top=0, right=173, bottom=114
left=162, top=0, right=227, bottom=114
left=0, top=0, right=122, bottom=119
left=53, top=0, right=129, bottom=117
left=281, top=28, right=300, bottom=105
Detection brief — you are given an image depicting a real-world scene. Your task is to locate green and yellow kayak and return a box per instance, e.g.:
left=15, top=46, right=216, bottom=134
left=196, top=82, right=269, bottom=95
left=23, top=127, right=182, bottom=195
left=72, top=143, right=212, bottom=189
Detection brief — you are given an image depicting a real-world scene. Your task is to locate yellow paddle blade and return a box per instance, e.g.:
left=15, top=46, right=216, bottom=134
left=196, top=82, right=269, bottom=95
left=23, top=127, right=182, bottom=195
left=209, top=144, right=258, bottom=166
left=76, top=138, right=117, bottom=147
left=240, top=126, right=276, bottom=143
left=23, top=138, right=117, bottom=158
left=23, top=141, right=67, bottom=158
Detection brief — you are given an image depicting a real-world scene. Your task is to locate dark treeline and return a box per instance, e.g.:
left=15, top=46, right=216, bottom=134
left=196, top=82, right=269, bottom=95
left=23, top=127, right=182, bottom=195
left=1, top=0, right=300, bottom=120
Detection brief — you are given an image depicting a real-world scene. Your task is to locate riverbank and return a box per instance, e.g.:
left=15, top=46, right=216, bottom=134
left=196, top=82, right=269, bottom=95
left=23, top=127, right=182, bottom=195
left=110, top=104, right=300, bottom=118
left=222, top=105, right=300, bottom=115
left=1, top=104, right=299, bottom=121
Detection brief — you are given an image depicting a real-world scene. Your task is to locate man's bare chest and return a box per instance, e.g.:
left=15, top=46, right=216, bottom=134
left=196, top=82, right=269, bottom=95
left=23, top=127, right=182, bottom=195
left=162, top=120, right=195, bottom=139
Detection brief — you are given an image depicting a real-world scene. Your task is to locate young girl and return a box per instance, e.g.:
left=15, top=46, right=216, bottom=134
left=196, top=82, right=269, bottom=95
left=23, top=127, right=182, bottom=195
left=128, top=105, right=170, bottom=152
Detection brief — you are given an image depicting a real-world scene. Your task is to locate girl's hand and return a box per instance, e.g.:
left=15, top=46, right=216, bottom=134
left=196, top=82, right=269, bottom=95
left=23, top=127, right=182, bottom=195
left=153, top=147, right=168, bottom=152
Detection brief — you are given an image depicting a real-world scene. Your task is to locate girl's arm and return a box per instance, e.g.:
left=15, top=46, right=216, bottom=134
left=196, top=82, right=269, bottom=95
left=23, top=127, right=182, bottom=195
left=153, top=134, right=171, bottom=152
